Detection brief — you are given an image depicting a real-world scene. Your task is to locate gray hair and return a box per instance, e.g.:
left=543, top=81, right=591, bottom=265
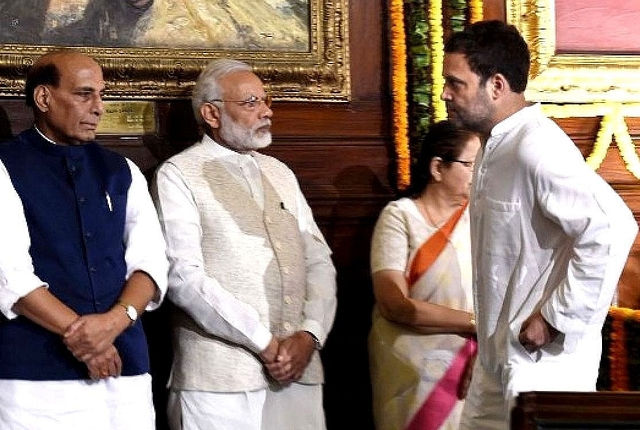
left=191, top=59, right=253, bottom=125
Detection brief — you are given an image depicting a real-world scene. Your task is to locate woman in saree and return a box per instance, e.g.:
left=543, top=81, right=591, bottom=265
left=369, top=120, right=480, bottom=430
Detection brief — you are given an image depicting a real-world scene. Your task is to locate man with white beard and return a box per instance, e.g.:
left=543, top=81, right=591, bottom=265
left=151, top=59, right=337, bottom=430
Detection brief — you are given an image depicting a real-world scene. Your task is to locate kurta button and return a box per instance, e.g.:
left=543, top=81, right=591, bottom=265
left=78, top=197, right=86, bottom=203
left=274, top=241, right=282, bottom=250
left=89, top=267, right=97, bottom=273
left=283, top=322, right=292, bottom=331
left=284, top=295, right=292, bottom=304
left=282, top=267, right=289, bottom=275
left=85, top=232, right=92, bottom=239
left=265, top=216, right=272, bottom=224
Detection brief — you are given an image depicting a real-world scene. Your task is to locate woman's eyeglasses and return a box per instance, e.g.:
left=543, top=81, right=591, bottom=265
left=449, top=159, right=475, bottom=168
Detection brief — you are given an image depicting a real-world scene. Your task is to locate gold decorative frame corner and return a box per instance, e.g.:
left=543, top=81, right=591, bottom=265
left=507, top=0, right=640, bottom=104
left=0, top=0, right=350, bottom=102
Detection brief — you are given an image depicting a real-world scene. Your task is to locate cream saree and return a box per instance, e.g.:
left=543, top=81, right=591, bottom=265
left=369, top=199, right=476, bottom=430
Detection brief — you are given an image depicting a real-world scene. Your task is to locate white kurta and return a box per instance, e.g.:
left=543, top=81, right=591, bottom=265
left=369, top=198, right=473, bottom=430
left=461, top=104, right=638, bottom=429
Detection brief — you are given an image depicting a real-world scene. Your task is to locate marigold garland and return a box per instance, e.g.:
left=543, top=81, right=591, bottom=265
left=469, top=0, right=483, bottom=23
left=606, top=307, right=640, bottom=391
left=391, top=0, right=484, bottom=189
left=429, top=0, right=446, bottom=122
left=389, top=0, right=411, bottom=190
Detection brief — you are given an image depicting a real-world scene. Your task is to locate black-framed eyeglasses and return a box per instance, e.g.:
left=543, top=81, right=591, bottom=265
left=208, top=94, right=273, bottom=110
left=449, top=159, right=475, bottom=168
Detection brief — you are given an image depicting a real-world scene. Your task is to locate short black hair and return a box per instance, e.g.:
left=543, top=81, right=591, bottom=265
left=24, top=61, right=60, bottom=107
left=407, top=120, right=477, bottom=197
left=444, top=20, right=530, bottom=93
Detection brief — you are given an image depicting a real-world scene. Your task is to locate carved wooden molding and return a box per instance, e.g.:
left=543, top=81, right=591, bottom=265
left=0, top=0, right=350, bottom=102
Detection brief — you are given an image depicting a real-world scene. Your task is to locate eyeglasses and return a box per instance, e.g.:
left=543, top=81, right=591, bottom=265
left=449, top=159, right=475, bottom=168
left=208, top=94, right=273, bottom=110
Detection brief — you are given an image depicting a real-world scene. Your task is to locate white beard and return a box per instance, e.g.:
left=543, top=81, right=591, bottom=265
left=218, top=110, right=272, bottom=152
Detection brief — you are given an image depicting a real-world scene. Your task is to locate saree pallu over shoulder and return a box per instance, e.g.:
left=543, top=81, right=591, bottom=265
left=407, top=202, right=468, bottom=286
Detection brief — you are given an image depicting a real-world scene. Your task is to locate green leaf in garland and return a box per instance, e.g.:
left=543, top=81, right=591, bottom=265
left=449, top=0, right=468, bottom=33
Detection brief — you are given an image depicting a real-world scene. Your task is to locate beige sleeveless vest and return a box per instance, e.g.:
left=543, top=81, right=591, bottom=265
left=167, top=143, right=324, bottom=392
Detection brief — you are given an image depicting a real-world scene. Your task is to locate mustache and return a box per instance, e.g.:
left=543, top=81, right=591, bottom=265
left=255, top=119, right=272, bottom=130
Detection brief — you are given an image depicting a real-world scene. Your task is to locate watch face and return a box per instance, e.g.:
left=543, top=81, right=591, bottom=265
left=126, top=305, right=138, bottom=321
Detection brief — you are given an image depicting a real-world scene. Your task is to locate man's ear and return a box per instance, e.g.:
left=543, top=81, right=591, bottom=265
left=488, top=73, right=509, bottom=99
left=33, top=85, right=50, bottom=112
left=200, top=102, right=220, bottom=130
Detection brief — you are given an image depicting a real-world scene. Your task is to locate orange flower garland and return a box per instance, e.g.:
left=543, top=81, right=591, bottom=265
left=606, top=306, right=640, bottom=391
left=390, top=0, right=411, bottom=190
left=391, top=0, right=484, bottom=189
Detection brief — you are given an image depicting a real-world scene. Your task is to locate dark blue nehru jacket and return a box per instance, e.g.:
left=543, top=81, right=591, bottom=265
left=0, top=128, right=150, bottom=380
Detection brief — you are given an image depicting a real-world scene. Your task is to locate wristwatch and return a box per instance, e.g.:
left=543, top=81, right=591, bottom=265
left=305, top=331, right=322, bottom=351
left=116, top=301, right=138, bottom=326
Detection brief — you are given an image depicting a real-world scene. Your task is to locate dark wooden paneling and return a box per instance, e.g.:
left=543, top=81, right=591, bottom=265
left=512, top=391, right=640, bottom=429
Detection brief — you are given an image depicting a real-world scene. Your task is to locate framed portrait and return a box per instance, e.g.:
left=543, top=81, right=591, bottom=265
left=0, top=0, right=350, bottom=102
left=507, top=0, right=640, bottom=103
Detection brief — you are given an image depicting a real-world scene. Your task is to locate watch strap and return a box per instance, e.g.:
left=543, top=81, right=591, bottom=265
left=305, top=331, right=322, bottom=351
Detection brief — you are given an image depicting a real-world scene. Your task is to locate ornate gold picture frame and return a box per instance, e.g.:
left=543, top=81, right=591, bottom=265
left=507, top=0, right=640, bottom=104
left=0, top=0, right=350, bottom=102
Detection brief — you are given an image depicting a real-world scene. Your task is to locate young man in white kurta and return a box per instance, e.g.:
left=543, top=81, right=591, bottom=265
left=464, top=103, right=637, bottom=427
left=441, top=21, right=638, bottom=429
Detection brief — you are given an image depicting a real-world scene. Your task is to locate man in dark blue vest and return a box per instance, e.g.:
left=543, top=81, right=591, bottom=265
left=0, top=50, right=168, bottom=429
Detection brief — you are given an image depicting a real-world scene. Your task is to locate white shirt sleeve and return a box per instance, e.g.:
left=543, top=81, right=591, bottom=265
left=152, top=162, right=273, bottom=354
left=535, top=146, right=638, bottom=335
left=294, top=182, right=337, bottom=346
left=0, top=161, right=47, bottom=319
left=123, top=159, right=169, bottom=309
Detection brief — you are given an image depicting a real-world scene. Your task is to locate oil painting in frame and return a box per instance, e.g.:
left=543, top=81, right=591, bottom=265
left=0, top=0, right=350, bottom=101
left=507, top=0, right=640, bottom=104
